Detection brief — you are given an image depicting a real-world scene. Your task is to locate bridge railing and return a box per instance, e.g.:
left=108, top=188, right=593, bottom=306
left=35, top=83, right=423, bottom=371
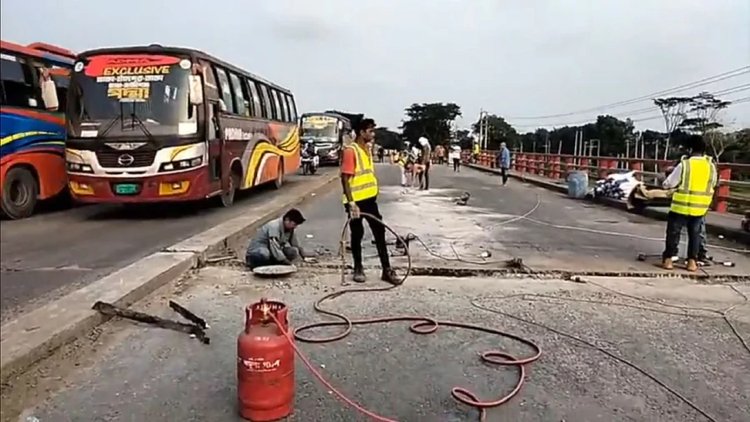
left=462, top=150, right=750, bottom=214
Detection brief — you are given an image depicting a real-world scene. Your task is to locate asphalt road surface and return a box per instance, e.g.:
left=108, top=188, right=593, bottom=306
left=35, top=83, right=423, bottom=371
left=295, top=163, right=749, bottom=277
left=0, top=169, right=337, bottom=322
left=3, top=163, right=747, bottom=320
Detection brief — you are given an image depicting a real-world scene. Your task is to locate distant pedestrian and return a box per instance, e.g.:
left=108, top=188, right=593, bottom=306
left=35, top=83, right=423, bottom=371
left=449, top=145, right=461, bottom=172
left=418, top=136, right=432, bottom=190
left=497, top=142, right=511, bottom=186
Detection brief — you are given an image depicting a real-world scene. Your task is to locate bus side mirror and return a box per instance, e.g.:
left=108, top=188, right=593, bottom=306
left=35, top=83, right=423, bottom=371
left=189, top=75, right=204, bottom=105
left=40, top=78, right=59, bottom=111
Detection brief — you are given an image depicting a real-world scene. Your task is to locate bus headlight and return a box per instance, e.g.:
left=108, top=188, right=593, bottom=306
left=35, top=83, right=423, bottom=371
left=67, top=162, right=94, bottom=173
left=159, top=157, right=203, bottom=172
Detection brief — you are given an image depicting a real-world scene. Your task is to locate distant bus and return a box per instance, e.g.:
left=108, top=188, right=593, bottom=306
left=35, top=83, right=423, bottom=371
left=64, top=44, right=300, bottom=207
left=0, top=41, right=75, bottom=219
left=300, top=112, right=351, bottom=165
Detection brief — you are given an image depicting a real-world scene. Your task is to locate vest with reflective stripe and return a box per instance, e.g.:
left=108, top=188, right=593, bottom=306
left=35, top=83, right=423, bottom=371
left=670, top=156, right=716, bottom=217
left=342, top=142, right=379, bottom=203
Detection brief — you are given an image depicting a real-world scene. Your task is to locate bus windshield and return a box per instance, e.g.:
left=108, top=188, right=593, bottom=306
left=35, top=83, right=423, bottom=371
left=301, top=115, right=339, bottom=144
left=68, top=54, right=196, bottom=138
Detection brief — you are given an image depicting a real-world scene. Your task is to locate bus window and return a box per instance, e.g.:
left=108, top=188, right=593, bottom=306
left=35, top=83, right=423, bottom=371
left=0, top=55, right=38, bottom=108
left=273, top=90, right=287, bottom=122
left=213, top=67, right=235, bottom=114
left=258, top=83, right=275, bottom=120
left=199, top=60, right=219, bottom=100
left=229, top=72, right=249, bottom=117
left=282, top=94, right=293, bottom=122
left=51, top=73, right=69, bottom=111
left=245, top=78, right=262, bottom=118
left=271, top=89, right=283, bottom=122
left=286, top=95, right=298, bottom=121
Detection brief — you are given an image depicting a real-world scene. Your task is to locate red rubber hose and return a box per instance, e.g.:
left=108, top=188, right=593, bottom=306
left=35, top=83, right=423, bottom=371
left=278, top=212, right=543, bottom=421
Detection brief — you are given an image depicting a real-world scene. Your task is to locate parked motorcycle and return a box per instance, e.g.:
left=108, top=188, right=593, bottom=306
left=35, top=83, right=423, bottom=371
left=300, top=140, right=319, bottom=175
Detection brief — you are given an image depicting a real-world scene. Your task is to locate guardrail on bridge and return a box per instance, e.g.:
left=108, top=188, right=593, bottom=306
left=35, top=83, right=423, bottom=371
left=461, top=150, right=749, bottom=214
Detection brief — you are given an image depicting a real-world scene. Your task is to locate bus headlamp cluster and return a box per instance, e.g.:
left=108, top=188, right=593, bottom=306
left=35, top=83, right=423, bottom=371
left=159, top=157, right=203, bottom=172
left=67, top=162, right=94, bottom=173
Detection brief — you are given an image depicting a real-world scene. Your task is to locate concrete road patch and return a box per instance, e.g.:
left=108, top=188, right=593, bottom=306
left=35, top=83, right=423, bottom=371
left=21, top=266, right=750, bottom=422
left=0, top=172, right=339, bottom=384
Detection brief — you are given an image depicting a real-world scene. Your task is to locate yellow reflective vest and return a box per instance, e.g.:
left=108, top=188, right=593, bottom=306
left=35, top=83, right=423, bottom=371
left=342, top=142, right=379, bottom=203
left=670, top=156, right=717, bottom=217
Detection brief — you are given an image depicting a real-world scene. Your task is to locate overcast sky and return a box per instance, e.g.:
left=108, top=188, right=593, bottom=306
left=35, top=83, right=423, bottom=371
left=2, top=0, right=749, bottom=132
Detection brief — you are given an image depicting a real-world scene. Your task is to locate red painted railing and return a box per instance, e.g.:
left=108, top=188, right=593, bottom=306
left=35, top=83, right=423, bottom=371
left=462, top=150, right=750, bottom=214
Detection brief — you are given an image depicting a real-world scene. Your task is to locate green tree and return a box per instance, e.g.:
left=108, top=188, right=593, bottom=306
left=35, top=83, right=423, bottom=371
left=400, top=102, right=462, bottom=146
left=654, top=96, right=693, bottom=159
left=374, top=127, right=402, bottom=150
left=533, top=128, right=550, bottom=152
left=518, top=132, right=536, bottom=152
left=455, top=129, right=473, bottom=149
left=472, top=114, right=519, bottom=150
left=594, top=115, right=634, bottom=156
left=678, top=92, right=733, bottom=161
left=724, top=129, right=750, bottom=165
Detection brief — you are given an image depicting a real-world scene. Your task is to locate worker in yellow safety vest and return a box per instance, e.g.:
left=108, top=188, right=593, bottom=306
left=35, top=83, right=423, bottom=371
left=340, top=118, right=399, bottom=284
left=661, top=135, right=718, bottom=272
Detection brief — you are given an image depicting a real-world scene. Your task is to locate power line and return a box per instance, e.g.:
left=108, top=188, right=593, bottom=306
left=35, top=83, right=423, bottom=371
left=511, top=87, right=750, bottom=129
left=508, top=65, right=750, bottom=120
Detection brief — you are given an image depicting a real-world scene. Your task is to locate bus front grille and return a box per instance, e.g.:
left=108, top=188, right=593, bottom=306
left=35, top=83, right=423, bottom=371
left=96, top=150, right=157, bottom=168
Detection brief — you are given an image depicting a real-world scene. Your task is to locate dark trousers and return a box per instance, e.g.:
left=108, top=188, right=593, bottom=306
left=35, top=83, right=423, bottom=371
left=663, top=211, right=703, bottom=260
left=420, top=163, right=431, bottom=190
left=346, top=197, right=391, bottom=271
left=453, top=158, right=460, bottom=172
left=500, top=167, right=509, bottom=185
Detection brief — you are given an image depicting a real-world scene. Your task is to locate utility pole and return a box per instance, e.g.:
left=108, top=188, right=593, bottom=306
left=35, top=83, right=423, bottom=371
left=589, top=139, right=600, bottom=157
left=625, top=137, right=630, bottom=159
left=477, top=110, right=490, bottom=150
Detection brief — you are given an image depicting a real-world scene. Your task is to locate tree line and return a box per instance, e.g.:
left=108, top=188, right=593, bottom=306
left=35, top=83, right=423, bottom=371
left=371, top=93, right=749, bottom=164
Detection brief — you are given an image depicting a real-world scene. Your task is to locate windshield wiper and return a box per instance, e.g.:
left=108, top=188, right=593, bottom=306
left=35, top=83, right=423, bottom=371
left=128, top=101, right=154, bottom=140
left=96, top=102, right=123, bottom=138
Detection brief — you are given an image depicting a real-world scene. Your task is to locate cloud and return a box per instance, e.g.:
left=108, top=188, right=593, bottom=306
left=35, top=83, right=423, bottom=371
left=0, top=0, right=747, bottom=130
left=269, top=15, right=339, bottom=42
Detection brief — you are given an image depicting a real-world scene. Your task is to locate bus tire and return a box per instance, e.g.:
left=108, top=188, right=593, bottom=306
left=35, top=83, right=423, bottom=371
left=219, top=171, right=239, bottom=208
left=274, top=161, right=284, bottom=190
left=1, top=166, right=39, bottom=220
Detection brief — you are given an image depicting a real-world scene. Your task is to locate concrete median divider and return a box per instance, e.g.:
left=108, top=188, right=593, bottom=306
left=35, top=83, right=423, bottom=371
left=0, top=172, right=340, bottom=384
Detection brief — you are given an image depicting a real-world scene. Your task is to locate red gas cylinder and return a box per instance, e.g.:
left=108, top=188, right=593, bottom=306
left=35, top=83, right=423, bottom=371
left=237, top=299, right=295, bottom=421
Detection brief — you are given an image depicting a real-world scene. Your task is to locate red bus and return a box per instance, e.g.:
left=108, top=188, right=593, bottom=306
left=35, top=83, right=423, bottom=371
left=64, top=45, right=300, bottom=207
left=1, top=41, right=75, bottom=219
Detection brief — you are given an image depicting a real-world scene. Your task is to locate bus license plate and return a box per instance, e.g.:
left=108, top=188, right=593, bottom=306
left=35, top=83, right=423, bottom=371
left=114, top=183, right=139, bottom=195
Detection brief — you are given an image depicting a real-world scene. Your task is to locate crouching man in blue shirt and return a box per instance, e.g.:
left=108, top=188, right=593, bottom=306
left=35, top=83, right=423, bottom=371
left=246, top=208, right=309, bottom=269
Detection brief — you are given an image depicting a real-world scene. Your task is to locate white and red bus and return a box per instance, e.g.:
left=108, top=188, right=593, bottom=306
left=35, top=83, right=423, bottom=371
left=65, top=44, right=300, bottom=207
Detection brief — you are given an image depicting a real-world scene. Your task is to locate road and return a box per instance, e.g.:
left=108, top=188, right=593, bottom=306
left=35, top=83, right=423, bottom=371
left=0, top=170, right=337, bottom=322
left=14, top=265, right=750, bottom=421
left=298, top=163, right=749, bottom=277
left=5, top=163, right=750, bottom=421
